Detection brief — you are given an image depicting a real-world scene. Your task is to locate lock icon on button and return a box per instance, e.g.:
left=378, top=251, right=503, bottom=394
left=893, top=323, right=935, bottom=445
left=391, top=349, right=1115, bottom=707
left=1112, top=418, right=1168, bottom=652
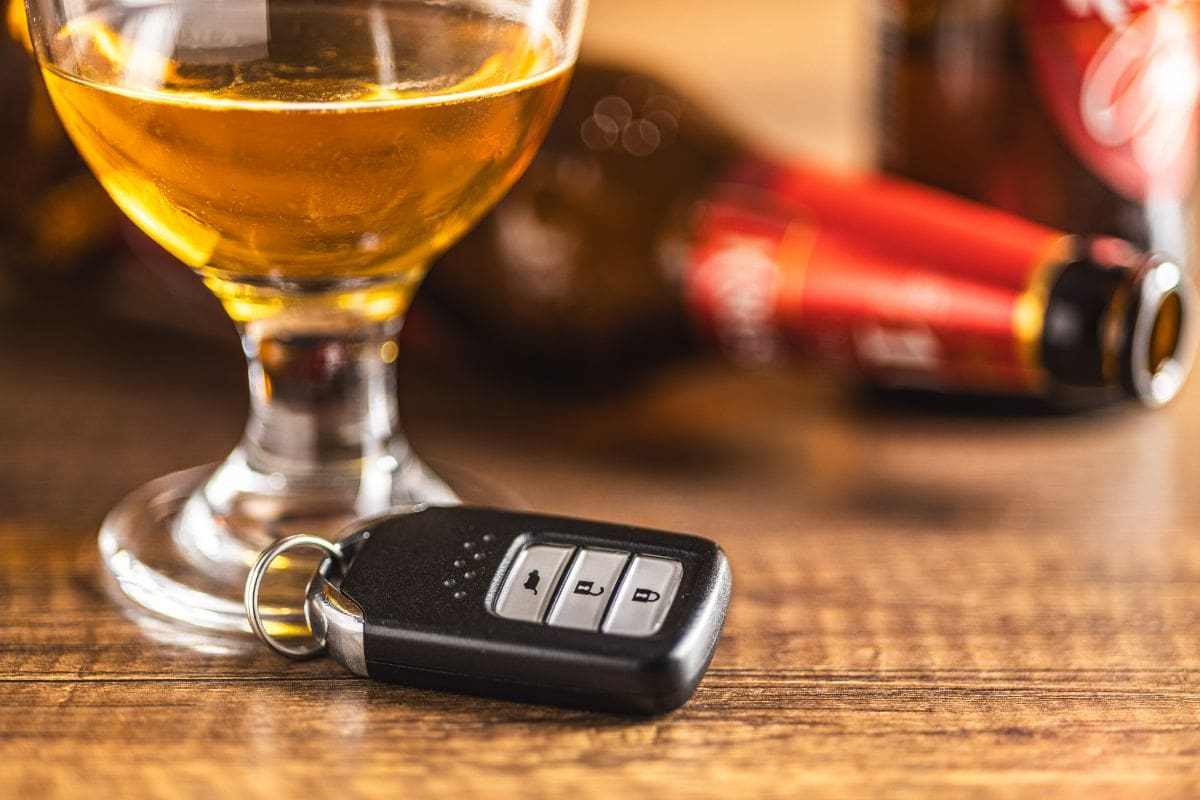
left=574, top=580, right=605, bottom=597
left=632, top=588, right=660, bottom=603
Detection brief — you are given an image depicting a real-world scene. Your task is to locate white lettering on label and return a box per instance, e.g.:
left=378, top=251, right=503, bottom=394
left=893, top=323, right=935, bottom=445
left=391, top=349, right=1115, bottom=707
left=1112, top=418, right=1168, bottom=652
left=853, top=323, right=943, bottom=373
left=701, top=238, right=784, bottom=368
left=1076, top=1, right=1200, bottom=178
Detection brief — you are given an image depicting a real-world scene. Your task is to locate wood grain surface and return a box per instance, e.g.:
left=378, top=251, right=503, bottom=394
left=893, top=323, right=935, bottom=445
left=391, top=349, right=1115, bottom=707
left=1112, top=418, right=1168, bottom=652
left=2, top=291, right=1199, bottom=799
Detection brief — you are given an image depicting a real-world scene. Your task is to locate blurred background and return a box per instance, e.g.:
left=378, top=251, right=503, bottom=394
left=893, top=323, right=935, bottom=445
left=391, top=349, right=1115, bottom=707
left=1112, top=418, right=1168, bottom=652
left=4, top=0, right=1199, bottom=440
left=584, top=0, right=876, bottom=167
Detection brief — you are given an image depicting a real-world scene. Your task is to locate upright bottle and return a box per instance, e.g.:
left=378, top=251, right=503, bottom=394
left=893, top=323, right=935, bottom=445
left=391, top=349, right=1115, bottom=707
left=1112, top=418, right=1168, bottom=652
left=879, top=0, right=1200, bottom=267
left=426, top=61, right=1195, bottom=407
left=0, top=0, right=119, bottom=282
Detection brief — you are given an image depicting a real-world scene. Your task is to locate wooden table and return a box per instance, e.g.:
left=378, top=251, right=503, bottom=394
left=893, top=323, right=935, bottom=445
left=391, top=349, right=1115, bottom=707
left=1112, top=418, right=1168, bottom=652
left=3, top=3, right=1199, bottom=797
left=3, top=281, right=1200, bottom=798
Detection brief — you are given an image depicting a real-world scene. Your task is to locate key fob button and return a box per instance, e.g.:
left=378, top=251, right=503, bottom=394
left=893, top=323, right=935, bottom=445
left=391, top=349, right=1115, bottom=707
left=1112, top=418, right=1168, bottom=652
left=546, top=548, right=630, bottom=631
left=602, top=555, right=684, bottom=637
left=494, top=544, right=575, bottom=622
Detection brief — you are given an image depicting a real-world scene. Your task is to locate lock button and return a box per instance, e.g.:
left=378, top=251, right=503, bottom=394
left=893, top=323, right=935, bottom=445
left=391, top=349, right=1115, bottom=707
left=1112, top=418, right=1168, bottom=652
left=601, top=555, right=684, bottom=637
left=545, top=548, right=630, bottom=631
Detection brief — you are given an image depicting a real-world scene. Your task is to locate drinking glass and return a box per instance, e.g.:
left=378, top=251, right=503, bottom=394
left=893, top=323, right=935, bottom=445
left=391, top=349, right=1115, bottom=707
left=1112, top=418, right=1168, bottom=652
left=24, top=0, right=586, bottom=635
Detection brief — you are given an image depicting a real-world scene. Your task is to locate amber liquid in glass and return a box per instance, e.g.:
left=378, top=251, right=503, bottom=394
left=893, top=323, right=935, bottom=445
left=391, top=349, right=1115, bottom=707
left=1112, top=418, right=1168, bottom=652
left=41, top=2, right=570, bottom=319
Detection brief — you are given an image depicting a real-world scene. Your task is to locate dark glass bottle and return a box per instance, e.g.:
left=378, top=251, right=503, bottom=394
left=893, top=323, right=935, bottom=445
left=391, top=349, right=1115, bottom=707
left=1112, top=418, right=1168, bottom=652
left=878, top=0, right=1199, bottom=267
left=0, top=0, right=119, bottom=283
left=425, top=61, right=1194, bottom=406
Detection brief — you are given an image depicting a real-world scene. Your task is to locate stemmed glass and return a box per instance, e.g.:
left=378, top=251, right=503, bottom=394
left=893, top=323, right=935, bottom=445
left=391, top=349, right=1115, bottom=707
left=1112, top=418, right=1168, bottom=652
left=24, top=0, right=586, bottom=635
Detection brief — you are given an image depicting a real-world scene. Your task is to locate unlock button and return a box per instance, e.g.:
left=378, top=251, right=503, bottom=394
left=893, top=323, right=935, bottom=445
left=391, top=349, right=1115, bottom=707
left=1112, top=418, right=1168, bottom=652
left=545, top=548, right=629, bottom=631
left=602, top=555, right=684, bottom=637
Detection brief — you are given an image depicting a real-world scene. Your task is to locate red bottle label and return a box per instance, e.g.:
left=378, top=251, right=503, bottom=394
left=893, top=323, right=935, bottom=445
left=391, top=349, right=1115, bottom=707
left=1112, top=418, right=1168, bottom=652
left=686, top=165, right=1072, bottom=394
left=1024, top=0, right=1200, bottom=201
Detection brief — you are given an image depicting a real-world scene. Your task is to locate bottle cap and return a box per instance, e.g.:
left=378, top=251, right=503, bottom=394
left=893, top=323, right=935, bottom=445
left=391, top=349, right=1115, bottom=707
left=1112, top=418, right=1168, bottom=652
left=1122, top=257, right=1196, bottom=407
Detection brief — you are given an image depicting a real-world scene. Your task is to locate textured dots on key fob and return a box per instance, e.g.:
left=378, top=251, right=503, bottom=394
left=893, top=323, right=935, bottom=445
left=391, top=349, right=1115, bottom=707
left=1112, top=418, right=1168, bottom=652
left=454, top=559, right=467, bottom=568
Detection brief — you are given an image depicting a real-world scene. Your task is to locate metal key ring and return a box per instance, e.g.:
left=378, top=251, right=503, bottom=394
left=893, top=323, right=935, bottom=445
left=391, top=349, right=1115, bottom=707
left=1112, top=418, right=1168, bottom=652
left=244, top=535, right=343, bottom=660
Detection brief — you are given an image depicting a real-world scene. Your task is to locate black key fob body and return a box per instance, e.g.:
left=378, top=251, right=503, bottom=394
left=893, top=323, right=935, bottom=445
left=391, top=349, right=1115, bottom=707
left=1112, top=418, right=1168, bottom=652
left=305, top=506, right=732, bottom=714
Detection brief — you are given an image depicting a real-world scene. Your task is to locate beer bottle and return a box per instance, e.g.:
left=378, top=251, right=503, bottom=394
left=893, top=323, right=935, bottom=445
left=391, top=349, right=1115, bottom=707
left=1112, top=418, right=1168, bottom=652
left=879, top=0, right=1199, bottom=265
left=0, top=0, right=119, bottom=282
left=425, top=61, right=1195, bottom=407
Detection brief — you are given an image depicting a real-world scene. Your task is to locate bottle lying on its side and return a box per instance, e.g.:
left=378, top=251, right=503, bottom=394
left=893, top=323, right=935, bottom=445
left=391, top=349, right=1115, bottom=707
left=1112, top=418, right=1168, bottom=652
left=425, top=61, right=1196, bottom=408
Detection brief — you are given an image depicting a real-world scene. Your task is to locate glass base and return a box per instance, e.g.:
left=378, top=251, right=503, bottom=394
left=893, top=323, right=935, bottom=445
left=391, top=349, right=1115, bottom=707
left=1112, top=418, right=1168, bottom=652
left=99, top=460, right=523, bottom=637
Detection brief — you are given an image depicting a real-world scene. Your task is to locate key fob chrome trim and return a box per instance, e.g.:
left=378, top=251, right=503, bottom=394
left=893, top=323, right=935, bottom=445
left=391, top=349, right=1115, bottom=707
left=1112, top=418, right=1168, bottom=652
left=305, top=532, right=369, bottom=677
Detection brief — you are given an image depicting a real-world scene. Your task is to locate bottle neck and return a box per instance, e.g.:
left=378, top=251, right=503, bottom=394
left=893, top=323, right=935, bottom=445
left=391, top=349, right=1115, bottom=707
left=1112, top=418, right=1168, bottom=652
left=684, top=160, right=1072, bottom=382
left=1042, top=247, right=1195, bottom=406
left=684, top=165, right=1197, bottom=405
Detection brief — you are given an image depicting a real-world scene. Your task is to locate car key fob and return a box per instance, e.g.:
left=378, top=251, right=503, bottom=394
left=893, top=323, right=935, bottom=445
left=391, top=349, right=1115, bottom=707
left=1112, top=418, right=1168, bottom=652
left=259, top=506, right=732, bottom=714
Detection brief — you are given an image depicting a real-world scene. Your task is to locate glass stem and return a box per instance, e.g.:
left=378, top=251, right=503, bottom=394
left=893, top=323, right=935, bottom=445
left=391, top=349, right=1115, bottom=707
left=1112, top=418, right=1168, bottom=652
left=239, top=313, right=405, bottom=478
left=177, top=309, right=455, bottom=558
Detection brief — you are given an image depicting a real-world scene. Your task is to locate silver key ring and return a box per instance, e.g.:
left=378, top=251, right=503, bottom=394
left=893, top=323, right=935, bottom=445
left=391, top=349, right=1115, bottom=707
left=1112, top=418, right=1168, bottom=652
left=244, top=535, right=343, bottom=660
